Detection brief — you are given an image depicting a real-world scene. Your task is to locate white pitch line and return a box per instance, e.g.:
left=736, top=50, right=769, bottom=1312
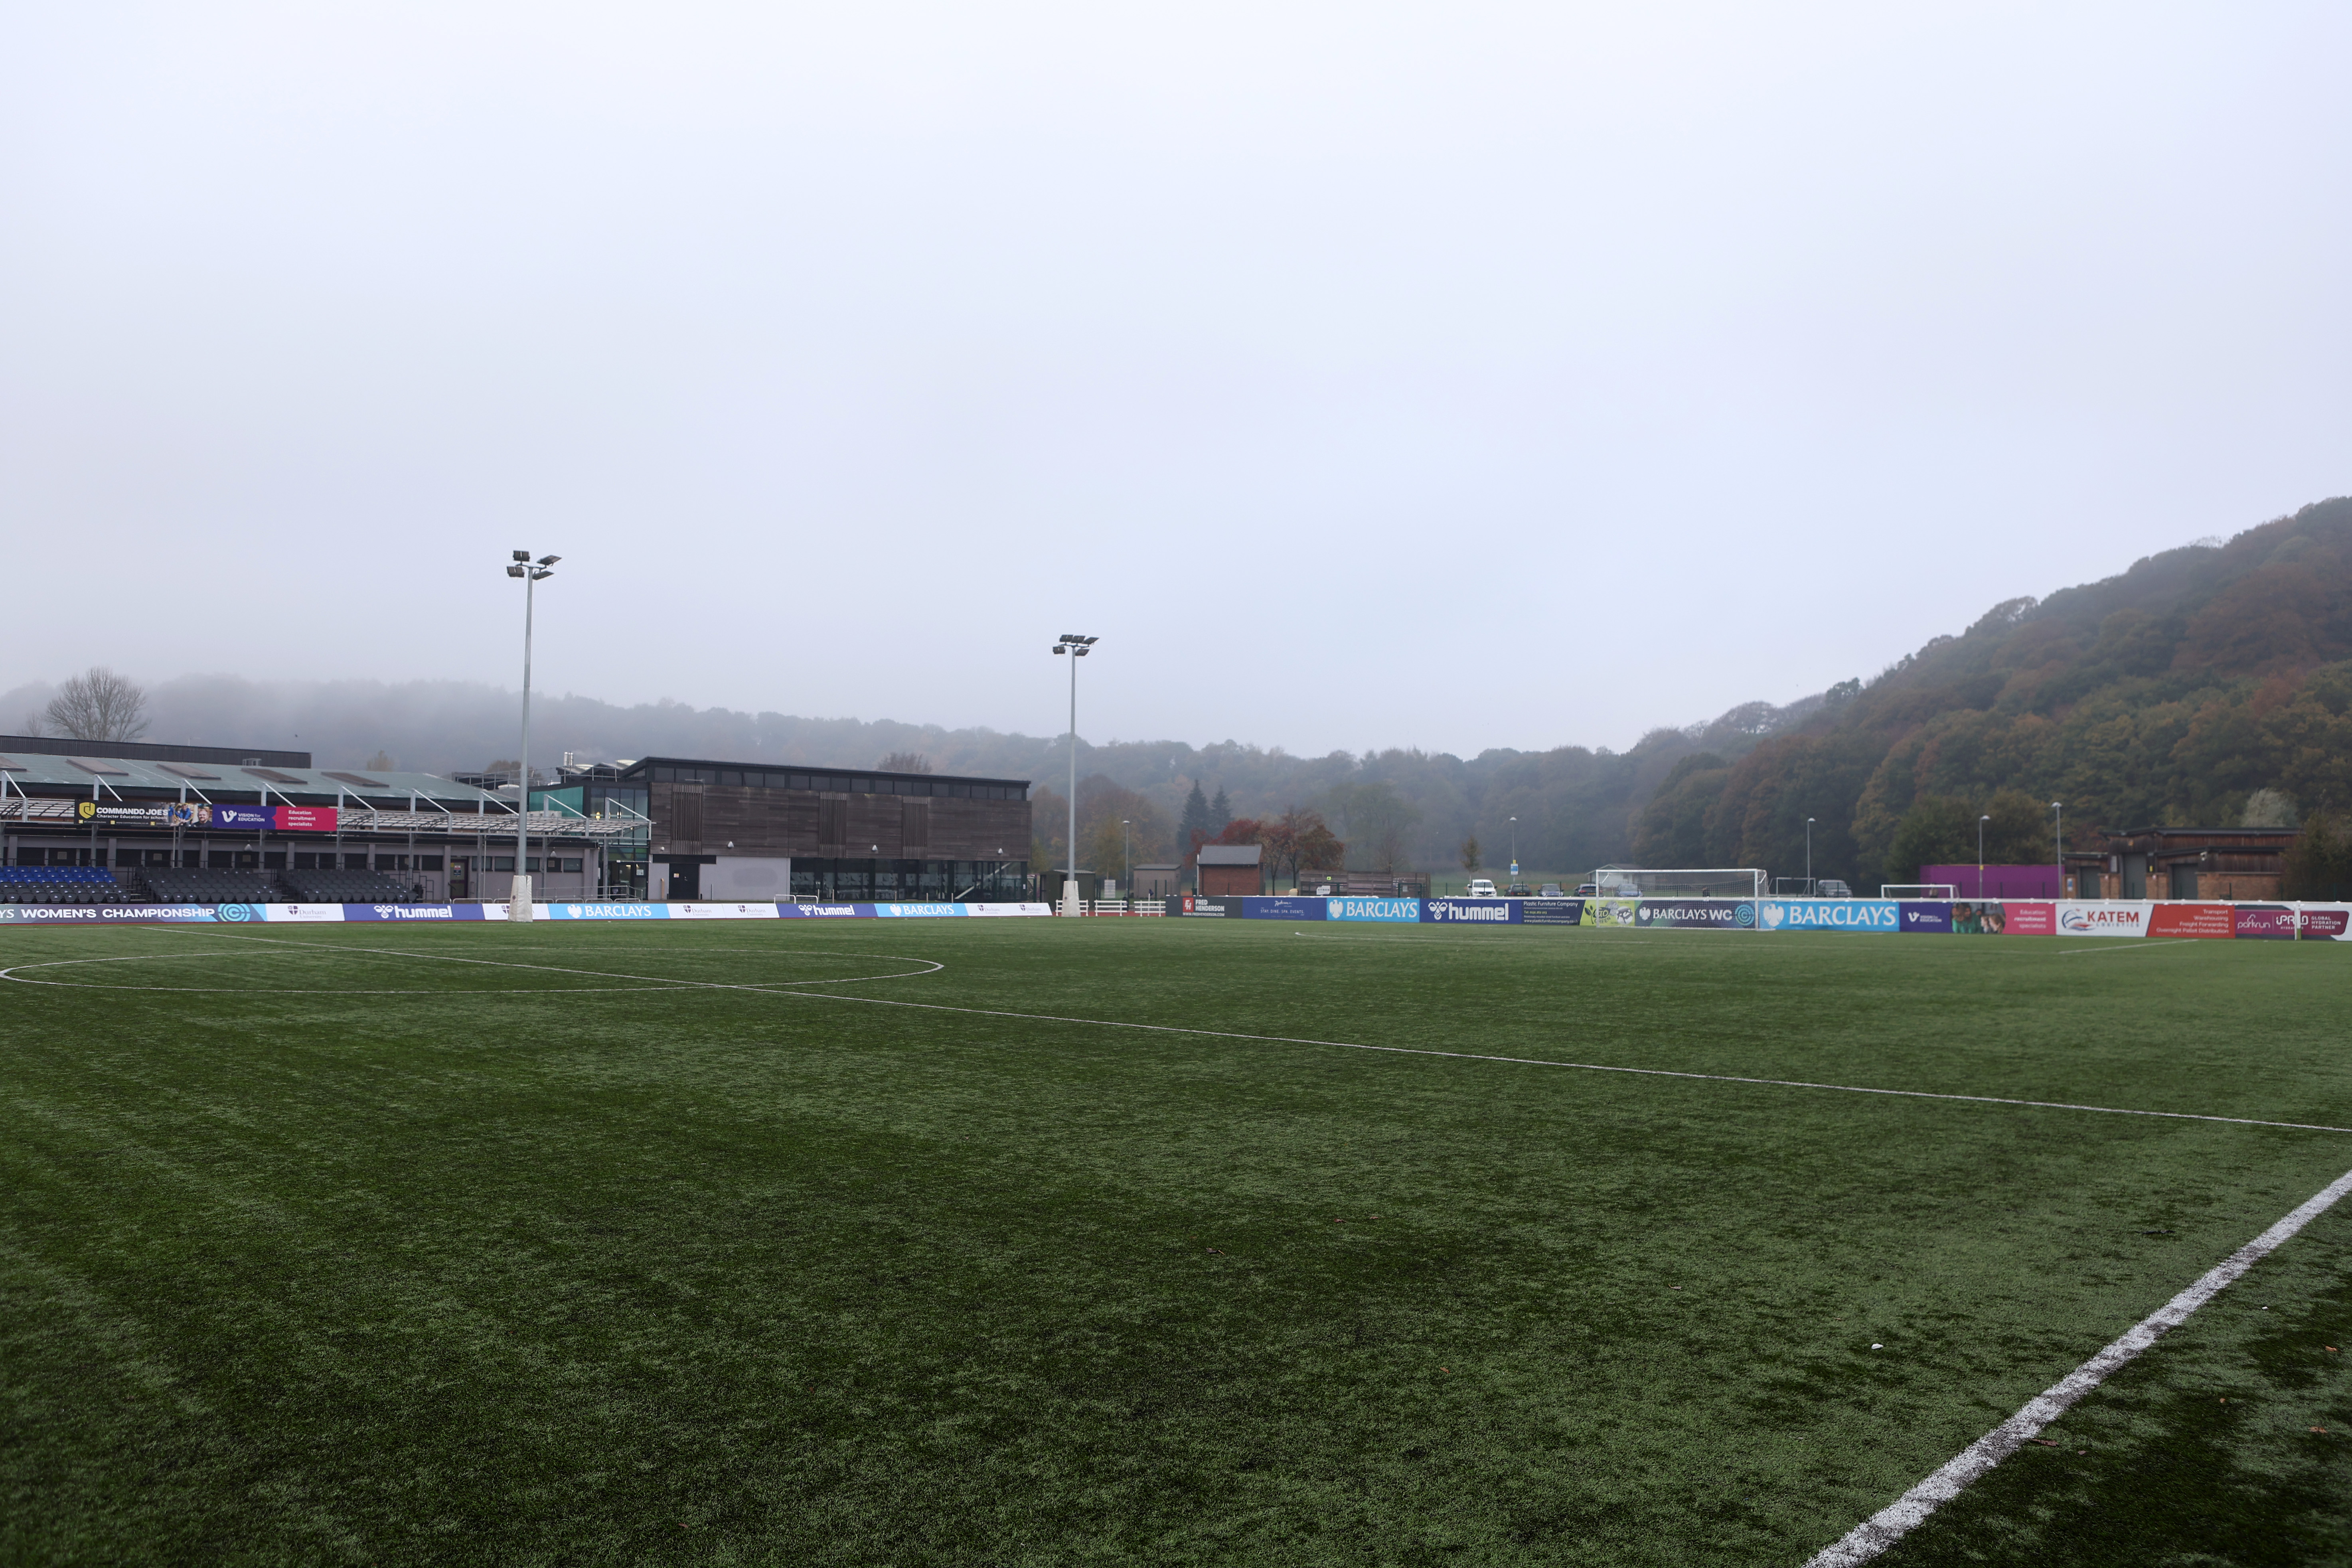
left=1807, top=1161, right=2352, bottom=1566
left=69, top=928, right=2352, bottom=1140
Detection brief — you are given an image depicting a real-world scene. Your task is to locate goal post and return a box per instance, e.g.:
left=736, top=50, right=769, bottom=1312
left=1880, top=883, right=1959, bottom=899
left=1590, top=867, right=1767, bottom=900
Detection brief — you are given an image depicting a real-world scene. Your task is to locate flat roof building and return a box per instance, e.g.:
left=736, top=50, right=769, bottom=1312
left=615, top=756, right=1031, bottom=903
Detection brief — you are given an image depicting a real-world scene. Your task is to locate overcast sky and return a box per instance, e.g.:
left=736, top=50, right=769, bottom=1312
left=4, top=2, right=2346, bottom=757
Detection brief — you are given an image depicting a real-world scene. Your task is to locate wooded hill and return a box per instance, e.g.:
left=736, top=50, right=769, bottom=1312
left=1634, top=498, right=2352, bottom=889
left=9, top=498, right=2346, bottom=888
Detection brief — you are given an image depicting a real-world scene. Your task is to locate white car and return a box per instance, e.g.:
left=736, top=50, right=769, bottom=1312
left=1463, top=879, right=1501, bottom=898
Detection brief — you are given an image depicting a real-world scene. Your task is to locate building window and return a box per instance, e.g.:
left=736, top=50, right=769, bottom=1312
left=492, top=856, right=515, bottom=872
left=560, top=857, right=582, bottom=873
left=418, top=856, right=444, bottom=871
left=263, top=852, right=286, bottom=869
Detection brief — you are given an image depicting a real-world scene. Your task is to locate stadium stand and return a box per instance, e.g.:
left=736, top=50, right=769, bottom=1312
left=0, top=865, right=128, bottom=904
left=278, top=868, right=426, bottom=904
left=140, top=869, right=285, bottom=905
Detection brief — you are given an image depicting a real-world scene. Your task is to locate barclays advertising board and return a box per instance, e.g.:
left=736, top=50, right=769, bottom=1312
left=1634, top=899, right=1756, bottom=930
left=1758, top=899, right=1900, bottom=932
left=1425, top=898, right=1520, bottom=924
left=1326, top=898, right=1422, bottom=922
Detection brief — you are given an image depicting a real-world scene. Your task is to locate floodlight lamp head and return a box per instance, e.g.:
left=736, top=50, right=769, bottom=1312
left=506, top=564, right=526, bottom=578
left=539, top=554, right=560, bottom=566
left=512, top=550, right=531, bottom=561
left=1051, top=645, right=1066, bottom=654
left=1074, top=646, right=1089, bottom=656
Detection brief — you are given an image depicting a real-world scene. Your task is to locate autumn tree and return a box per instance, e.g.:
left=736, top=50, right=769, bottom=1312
left=1459, top=835, right=1481, bottom=873
left=878, top=751, right=932, bottom=773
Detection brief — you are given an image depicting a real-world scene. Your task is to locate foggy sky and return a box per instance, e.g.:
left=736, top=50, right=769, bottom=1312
left=4, top=3, right=2346, bottom=758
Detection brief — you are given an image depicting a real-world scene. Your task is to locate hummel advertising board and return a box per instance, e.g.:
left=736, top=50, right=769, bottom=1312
left=1425, top=898, right=1520, bottom=924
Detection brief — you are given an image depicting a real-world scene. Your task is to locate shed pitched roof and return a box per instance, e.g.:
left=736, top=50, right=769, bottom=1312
left=1197, top=844, right=1262, bottom=865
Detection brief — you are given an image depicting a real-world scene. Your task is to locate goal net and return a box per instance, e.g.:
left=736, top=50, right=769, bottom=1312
left=1880, top=883, right=1959, bottom=899
left=1590, top=867, right=1767, bottom=900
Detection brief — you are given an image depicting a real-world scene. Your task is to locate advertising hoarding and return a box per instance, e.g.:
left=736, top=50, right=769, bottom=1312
left=1425, top=897, right=1521, bottom=924
left=0, top=903, right=220, bottom=923
left=2230, top=905, right=2297, bottom=940
left=2148, top=903, right=2236, bottom=939
left=342, top=904, right=490, bottom=922
left=2297, top=905, right=2352, bottom=940
left=1581, top=898, right=1638, bottom=928
left=2055, top=901, right=2151, bottom=937
left=208, top=804, right=340, bottom=833
left=1758, top=899, right=1900, bottom=932
left=1897, top=901, right=1953, bottom=934
left=1325, top=897, right=1422, bottom=922
left=1175, top=895, right=1234, bottom=917
left=1521, top=898, right=1584, bottom=926
left=1634, top=899, right=1756, bottom=930
left=1241, top=897, right=1329, bottom=921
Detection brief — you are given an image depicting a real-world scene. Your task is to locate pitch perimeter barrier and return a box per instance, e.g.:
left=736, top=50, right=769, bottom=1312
left=3, top=897, right=2344, bottom=938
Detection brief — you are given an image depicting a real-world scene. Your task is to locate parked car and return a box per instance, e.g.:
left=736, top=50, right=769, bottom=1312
left=1463, top=878, right=1500, bottom=898
left=1505, top=882, right=1533, bottom=896
left=1574, top=883, right=1598, bottom=896
left=1539, top=883, right=1565, bottom=897
left=1816, top=879, right=1854, bottom=898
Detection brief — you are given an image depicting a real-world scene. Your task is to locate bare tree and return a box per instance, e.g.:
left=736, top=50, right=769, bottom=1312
left=365, top=750, right=398, bottom=772
left=45, top=667, right=149, bottom=743
left=17, top=712, right=41, bottom=737
left=878, top=751, right=933, bottom=773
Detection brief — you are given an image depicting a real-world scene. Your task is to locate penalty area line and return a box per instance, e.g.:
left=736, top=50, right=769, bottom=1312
left=134, top=928, right=2352, bottom=1141
left=1806, top=1161, right=2352, bottom=1566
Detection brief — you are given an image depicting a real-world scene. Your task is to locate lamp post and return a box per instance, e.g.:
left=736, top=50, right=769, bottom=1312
left=2051, top=802, right=2064, bottom=899
left=505, top=550, right=559, bottom=921
left=1049, top=634, right=1096, bottom=916
left=1805, top=817, right=1815, bottom=894
left=1508, top=816, right=1518, bottom=883
left=1121, top=818, right=1132, bottom=897
left=1978, top=814, right=1991, bottom=899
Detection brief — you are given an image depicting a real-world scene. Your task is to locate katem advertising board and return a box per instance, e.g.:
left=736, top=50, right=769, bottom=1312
left=2054, top=901, right=2151, bottom=937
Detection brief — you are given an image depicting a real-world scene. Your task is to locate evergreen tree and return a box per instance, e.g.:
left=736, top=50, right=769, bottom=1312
left=1210, top=786, right=1232, bottom=832
left=1178, top=781, right=1211, bottom=856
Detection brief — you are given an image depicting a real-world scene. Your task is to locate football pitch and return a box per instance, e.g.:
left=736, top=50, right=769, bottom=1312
left=4, top=919, right=2348, bottom=1566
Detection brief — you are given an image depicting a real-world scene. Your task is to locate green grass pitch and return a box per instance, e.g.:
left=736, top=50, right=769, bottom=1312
left=4, top=918, right=2349, bottom=1566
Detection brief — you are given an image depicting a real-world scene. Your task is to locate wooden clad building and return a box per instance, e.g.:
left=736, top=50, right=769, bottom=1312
left=619, top=757, right=1031, bottom=902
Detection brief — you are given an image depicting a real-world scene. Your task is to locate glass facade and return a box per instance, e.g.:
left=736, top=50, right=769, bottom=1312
left=632, top=765, right=1021, bottom=800
left=789, top=859, right=1028, bottom=902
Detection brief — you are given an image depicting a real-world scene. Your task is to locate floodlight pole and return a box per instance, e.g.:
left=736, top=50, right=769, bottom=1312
left=1508, top=816, right=1518, bottom=881
left=1978, top=815, right=1990, bottom=899
left=1121, top=818, right=1131, bottom=894
left=507, top=551, right=559, bottom=922
left=2052, top=802, right=2064, bottom=898
left=1050, top=634, right=1096, bottom=916
left=1805, top=818, right=1815, bottom=894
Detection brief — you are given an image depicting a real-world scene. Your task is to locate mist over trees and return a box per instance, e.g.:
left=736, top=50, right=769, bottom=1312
left=6, top=496, right=2347, bottom=889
